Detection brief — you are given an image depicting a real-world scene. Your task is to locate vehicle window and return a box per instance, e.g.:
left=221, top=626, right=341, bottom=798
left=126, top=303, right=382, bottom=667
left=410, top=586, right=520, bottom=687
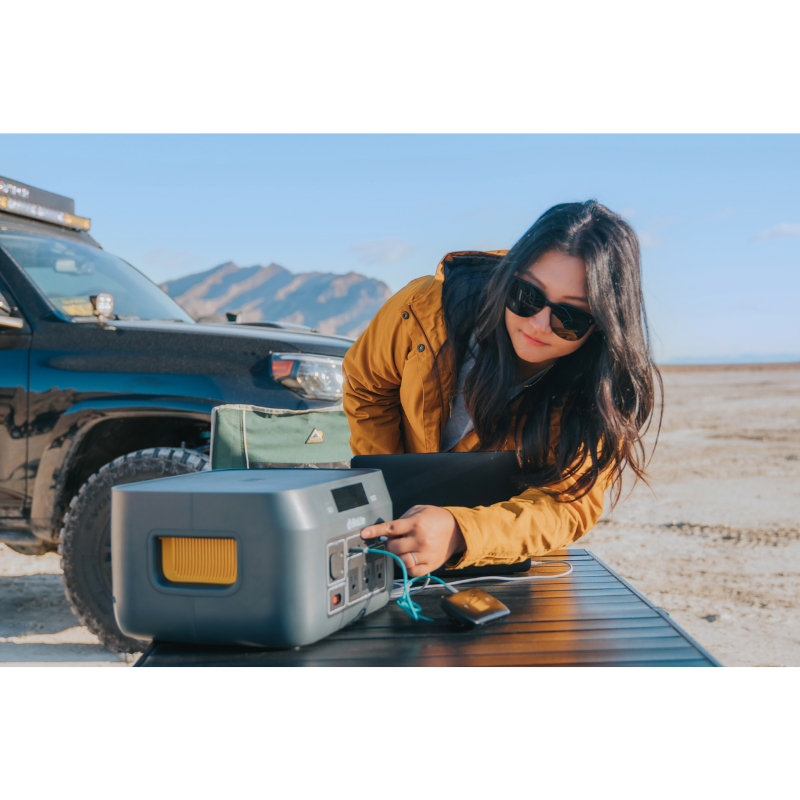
left=0, top=232, right=194, bottom=323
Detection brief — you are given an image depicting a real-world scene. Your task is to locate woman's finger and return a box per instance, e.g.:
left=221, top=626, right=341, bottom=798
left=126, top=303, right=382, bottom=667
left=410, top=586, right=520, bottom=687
left=399, top=552, right=416, bottom=572
left=361, top=517, right=416, bottom=539
left=398, top=552, right=429, bottom=579
left=384, top=536, right=420, bottom=557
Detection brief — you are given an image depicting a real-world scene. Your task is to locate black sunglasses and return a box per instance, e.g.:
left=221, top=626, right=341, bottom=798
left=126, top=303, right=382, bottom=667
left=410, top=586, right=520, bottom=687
left=506, top=276, right=595, bottom=342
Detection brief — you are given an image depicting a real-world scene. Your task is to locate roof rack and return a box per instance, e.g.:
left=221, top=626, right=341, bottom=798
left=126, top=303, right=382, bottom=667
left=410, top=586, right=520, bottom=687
left=0, top=176, right=91, bottom=231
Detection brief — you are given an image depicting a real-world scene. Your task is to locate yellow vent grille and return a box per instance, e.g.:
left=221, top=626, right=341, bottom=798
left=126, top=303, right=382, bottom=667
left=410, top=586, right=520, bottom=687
left=160, top=538, right=237, bottom=585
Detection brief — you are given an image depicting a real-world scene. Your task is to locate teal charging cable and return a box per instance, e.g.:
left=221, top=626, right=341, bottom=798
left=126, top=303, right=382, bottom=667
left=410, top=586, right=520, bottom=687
left=350, top=542, right=574, bottom=622
left=348, top=545, right=451, bottom=622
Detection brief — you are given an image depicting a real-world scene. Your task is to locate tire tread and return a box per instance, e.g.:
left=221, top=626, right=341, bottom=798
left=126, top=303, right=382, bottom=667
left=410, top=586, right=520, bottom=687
left=59, top=448, right=209, bottom=654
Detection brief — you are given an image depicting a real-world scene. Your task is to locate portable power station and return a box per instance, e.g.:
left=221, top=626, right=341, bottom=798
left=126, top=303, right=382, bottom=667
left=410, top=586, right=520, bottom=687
left=111, top=468, right=393, bottom=649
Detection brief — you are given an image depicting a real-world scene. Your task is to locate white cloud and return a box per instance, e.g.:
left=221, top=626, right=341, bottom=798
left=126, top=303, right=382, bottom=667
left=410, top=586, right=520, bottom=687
left=635, top=214, right=680, bottom=247
left=638, top=231, right=664, bottom=248
left=350, top=237, right=413, bottom=265
left=755, top=223, right=800, bottom=240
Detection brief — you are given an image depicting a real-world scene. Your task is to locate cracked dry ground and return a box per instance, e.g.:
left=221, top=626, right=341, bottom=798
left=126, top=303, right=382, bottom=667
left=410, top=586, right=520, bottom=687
left=576, top=364, right=800, bottom=667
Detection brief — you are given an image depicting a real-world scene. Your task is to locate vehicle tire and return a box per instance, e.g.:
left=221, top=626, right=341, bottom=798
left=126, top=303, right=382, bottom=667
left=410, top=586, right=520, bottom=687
left=59, top=447, right=210, bottom=654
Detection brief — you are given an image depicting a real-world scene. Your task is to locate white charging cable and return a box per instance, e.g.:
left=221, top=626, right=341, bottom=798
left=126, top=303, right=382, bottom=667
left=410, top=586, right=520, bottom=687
left=389, top=559, right=574, bottom=599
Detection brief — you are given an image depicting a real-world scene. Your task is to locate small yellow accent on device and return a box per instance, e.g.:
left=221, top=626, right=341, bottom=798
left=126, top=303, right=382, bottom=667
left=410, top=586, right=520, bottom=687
left=160, top=537, right=237, bottom=585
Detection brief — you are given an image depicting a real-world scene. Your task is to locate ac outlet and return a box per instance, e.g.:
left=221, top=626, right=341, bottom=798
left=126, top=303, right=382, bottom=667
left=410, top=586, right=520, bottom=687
left=372, top=558, right=385, bottom=589
left=362, top=563, right=371, bottom=591
left=367, top=552, right=386, bottom=591
left=348, top=567, right=360, bottom=598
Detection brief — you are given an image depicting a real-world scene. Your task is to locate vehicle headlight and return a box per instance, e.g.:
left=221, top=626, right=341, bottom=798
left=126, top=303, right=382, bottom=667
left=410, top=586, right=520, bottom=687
left=270, top=353, right=344, bottom=401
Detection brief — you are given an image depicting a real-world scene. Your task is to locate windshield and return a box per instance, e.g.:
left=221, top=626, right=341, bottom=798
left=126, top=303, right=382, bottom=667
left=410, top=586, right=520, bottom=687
left=0, top=232, right=194, bottom=323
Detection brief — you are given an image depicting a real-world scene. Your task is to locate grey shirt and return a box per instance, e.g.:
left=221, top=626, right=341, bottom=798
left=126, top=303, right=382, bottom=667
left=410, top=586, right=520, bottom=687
left=440, top=334, right=551, bottom=452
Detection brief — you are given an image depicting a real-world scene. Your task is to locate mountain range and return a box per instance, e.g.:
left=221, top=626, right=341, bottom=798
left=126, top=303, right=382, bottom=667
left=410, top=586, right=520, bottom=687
left=161, top=261, right=393, bottom=338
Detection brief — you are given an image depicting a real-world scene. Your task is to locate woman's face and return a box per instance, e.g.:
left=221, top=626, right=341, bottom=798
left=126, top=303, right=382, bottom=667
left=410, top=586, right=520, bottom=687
left=504, top=250, right=595, bottom=377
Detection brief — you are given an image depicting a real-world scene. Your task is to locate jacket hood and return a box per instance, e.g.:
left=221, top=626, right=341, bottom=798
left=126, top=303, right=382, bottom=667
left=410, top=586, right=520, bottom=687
left=433, top=250, right=508, bottom=282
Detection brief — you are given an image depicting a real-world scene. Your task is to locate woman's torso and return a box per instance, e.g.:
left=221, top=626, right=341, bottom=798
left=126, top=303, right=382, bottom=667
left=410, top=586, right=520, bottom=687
left=345, top=250, right=561, bottom=456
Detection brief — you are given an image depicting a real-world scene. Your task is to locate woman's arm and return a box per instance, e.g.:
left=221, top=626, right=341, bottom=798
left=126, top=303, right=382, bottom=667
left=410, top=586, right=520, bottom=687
left=343, top=277, right=429, bottom=455
left=361, top=452, right=612, bottom=575
left=442, top=466, right=610, bottom=567
left=438, top=411, right=614, bottom=566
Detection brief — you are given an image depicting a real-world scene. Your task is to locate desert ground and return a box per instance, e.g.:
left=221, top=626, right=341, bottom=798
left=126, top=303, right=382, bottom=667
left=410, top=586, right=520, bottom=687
left=577, top=363, right=800, bottom=667
left=1, top=363, right=798, bottom=667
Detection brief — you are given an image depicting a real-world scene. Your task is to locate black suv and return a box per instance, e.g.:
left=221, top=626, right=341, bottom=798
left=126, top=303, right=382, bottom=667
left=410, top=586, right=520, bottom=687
left=0, top=176, right=353, bottom=652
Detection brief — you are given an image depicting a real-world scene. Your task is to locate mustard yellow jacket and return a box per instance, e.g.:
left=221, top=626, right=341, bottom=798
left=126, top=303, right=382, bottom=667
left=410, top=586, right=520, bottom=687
left=342, top=251, right=609, bottom=568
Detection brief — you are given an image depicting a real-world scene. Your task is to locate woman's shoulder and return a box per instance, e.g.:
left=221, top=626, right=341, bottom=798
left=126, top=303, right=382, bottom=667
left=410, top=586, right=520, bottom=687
left=399, top=250, right=509, bottom=303
left=373, top=250, right=509, bottom=329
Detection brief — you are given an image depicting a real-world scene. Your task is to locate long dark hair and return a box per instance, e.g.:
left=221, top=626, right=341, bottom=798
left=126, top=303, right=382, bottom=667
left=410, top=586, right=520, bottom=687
left=440, top=200, right=662, bottom=507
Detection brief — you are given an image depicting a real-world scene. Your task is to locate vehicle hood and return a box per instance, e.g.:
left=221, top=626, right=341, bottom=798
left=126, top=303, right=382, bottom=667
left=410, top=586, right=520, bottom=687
left=99, top=318, right=353, bottom=356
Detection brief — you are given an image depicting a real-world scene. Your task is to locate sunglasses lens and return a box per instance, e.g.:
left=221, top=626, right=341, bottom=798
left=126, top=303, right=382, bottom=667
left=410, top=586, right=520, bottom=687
left=550, top=318, right=581, bottom=342
left=506, top=279, right=545, bottom=317
left=506, top=278, right=594, bottom=341
left=550, top=306, right=593, bottom=341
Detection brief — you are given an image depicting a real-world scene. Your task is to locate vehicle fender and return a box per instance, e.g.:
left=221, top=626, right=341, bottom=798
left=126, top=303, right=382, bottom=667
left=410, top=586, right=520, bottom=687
left=29, top=397, right=215, bottom=540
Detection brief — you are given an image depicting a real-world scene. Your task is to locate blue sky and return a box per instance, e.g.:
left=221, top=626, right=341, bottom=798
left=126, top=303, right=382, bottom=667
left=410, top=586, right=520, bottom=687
left=2, top=134, right=798, bottom=363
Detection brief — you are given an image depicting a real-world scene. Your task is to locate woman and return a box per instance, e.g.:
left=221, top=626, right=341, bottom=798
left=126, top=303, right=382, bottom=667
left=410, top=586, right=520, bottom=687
left=343, top=200, right=660, bottom=577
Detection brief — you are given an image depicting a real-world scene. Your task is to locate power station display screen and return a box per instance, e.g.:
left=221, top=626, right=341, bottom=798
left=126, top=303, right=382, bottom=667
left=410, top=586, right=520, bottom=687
left=331, top=483, right=369, bottom=512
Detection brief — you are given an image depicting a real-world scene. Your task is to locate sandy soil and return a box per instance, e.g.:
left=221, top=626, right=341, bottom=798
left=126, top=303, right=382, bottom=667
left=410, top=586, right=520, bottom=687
left=0, top=548, right=130, bottom=666
left=575, top=364, right=800, bottom=667
left=1, top=363, right=797, bottom=667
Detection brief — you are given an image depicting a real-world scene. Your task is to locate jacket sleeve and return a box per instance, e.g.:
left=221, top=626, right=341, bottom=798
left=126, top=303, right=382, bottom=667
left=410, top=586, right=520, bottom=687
left=443, top=460, right=612, bottom=566
left=343, top=278, right=429, bottom=455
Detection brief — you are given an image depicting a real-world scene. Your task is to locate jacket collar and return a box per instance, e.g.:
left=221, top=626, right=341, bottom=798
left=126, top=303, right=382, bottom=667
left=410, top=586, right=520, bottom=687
left=402, top=251, right=509, bottom=449
left=408, top=250, right=508, bottom=355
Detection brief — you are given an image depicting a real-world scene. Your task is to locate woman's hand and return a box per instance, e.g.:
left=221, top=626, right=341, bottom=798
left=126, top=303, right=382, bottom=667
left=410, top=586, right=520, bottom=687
left=361, top=505, right=467, bottom=578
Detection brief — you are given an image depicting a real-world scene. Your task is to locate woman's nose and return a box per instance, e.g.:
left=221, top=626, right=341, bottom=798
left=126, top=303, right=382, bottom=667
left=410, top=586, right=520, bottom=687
left=526, top=306, right=552, bottom=334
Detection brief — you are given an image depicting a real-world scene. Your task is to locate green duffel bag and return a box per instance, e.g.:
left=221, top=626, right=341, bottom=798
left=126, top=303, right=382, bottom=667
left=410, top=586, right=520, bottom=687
left=210, top=404, right=353, bottom=470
